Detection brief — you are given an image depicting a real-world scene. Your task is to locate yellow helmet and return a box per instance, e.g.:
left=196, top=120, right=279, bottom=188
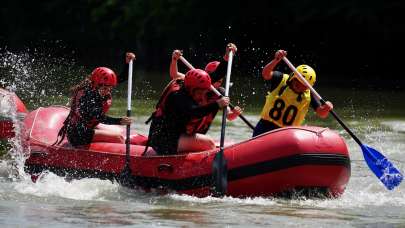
left=293, top=65, right=316, bottom=86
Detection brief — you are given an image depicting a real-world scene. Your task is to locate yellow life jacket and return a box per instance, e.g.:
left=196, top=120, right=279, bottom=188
left=260, top=74, right=311, bottom=127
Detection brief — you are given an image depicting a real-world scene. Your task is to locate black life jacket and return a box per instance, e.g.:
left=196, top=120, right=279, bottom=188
left=146, top=78, right=217, bottom=135
left=187, top=91, right=219, bottom=134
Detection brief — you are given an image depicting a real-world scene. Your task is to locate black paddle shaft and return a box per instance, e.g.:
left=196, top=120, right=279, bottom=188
left=216, top=87, right=255, bottom=130
left=319, top=99, right=363, bottom=146
left=119, top=109, right=134, bottom=187
left=329, top=110, right=363, bottom=146
left=212, top=104, right=229, bottom=196
left=125, top=109, right=131, bottom=163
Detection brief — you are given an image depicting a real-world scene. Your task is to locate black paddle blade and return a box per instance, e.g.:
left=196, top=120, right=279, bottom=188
left=118, top=164, right=136, bottom=188
left=212, top=152, right=228, bottom=197
left=362, top=144, right=403, bottom=190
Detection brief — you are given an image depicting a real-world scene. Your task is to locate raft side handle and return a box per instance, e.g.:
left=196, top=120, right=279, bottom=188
left=157, top=163, right=174, bottom=173
left=30, top=150, right=48, bottom=157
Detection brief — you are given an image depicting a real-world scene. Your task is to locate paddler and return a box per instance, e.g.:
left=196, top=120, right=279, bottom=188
left=253, top=49, right=333, bottom=137
left=54, top=52, right=140, bottom=147
left=169, top=43, right=242, bottom=134
left=147, top=68, right=229, bottom=155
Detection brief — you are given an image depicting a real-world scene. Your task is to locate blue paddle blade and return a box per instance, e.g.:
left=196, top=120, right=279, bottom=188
left=361, top=144, right=403, bottom=190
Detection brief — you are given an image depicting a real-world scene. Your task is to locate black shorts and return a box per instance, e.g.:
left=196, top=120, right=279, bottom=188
left=252, top=119, right=280, bottom=137
left=149, top=117, right=180, bottom=155
left=67, top=124, right=95, bottom=147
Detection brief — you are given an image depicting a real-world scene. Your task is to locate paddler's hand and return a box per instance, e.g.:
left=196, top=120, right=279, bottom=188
left=274, top=50, right=287, bottom=62
left=316, top=101, right=333, bottom=118
left=216, top=96, right=230, bottom=109
left=126, top=52, right=136, bottom=64
left=120, top=116, right=134, bottom=125
left=227, top=106, right=243, bottom=121
left=224, top=43, right=237, bottom=61
left=172, top=50, right=182, bottom=61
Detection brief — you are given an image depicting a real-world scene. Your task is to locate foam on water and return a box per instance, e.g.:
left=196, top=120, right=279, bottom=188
left=168, top=193, right=280, bottom=206
left=13, top=172, right=120, bottom=201
left=166, top=182, right=405, bottom=210
left=381, top=120, right=405, bottom=133
left=292, top=186, right=405, bottom=209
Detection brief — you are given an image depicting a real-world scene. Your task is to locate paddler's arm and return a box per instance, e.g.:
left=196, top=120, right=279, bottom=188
left=100, top=115, right=133, bottom=125
left=226, top=106, right=242, bottom=121
left=170, top=50, right=185, bottom=80
left=262, top=49, right=287, bottom=80
left=100, top=115, right=122, bottom=125
left=117, top=52, right=136, bottom=84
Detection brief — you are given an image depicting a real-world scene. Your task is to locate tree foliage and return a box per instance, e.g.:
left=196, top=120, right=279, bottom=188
left=0, top=0, right=403, bottom=87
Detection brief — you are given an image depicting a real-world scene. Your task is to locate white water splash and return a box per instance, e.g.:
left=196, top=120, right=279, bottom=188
left=168, top=193, right=280, bottom=206
left=166, top=182, right=405, bottom=210
left=14, top=172, right=120, bottom=201
left=0, top=49, right=84, bottom=180
left=0, top=49, right=81, bottom=106
left=291, top=186, right=405, bottom=209
left=381, top=120, right=405, bottom=134
left=0, top=92, right=29, bottom=180
left=1, top=51, right=41, bottom=103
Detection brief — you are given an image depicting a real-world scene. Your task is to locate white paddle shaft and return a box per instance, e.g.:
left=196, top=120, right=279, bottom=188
left=127, top=60, right=133, bottom=111
left=224, top=52, right=233, bottom=97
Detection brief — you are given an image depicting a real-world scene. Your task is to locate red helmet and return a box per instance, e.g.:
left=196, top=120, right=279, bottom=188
left=90, top=67, right=117, bottom=87
left=205, top=61, right=220, bottom=74
left=184, top=69, right=211, bottom=92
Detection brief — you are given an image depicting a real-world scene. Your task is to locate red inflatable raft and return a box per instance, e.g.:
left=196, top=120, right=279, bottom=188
left=0, top=89, right=28, bottom=139
left=23, top=106, right=351, bottom=198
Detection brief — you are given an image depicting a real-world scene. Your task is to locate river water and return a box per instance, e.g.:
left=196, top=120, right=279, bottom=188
left=0, top=113, right=404, bottom=227
left=1, top=51, right=405, bottom=227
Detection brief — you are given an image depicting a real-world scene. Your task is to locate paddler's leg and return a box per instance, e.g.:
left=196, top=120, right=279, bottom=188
left=128, top=134, right=148, bottom=146
left=93, top=129, right=125, bottom=143
left=177, top=133, right=215, bottom=153
left=96, top=123, right=124, bottom=134
left=96, top=123, right=147, bottom=145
